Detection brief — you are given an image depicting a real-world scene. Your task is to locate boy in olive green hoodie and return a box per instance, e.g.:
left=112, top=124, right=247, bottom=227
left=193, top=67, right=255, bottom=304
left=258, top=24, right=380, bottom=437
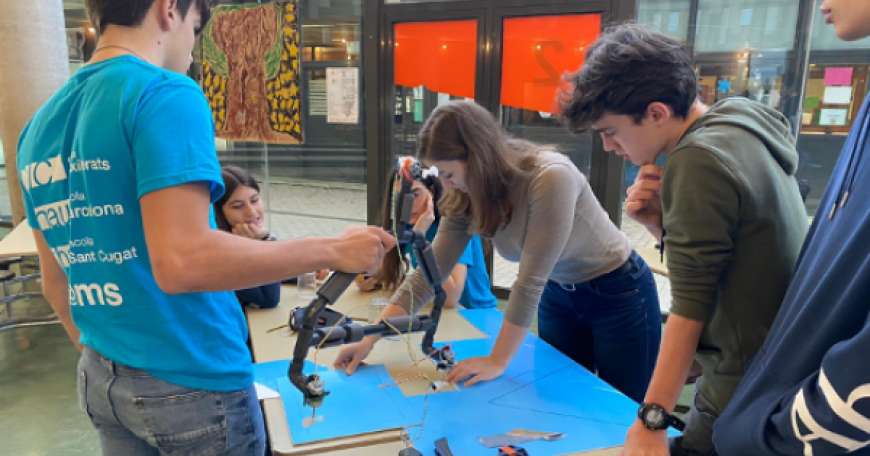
left=560, top=24, right=808, bottom=456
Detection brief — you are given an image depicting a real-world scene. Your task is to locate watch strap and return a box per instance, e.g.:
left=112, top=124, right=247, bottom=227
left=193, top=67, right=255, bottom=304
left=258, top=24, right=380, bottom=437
left=639, top=402, right=685, bottom=431
left=669, top=413, right=686, bottom=432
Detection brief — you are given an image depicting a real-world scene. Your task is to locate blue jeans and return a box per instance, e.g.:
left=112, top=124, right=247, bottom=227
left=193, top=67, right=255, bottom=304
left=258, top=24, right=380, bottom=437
left=669, top=378, right=719, bottom=456
left=538, top=251, right=661, bottom=403
left=77, top=347, right=266, bottom=456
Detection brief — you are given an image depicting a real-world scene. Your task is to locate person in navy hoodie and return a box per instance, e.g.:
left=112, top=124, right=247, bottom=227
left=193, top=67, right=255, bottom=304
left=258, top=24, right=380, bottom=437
left=713, top=1, right=870, bottom=454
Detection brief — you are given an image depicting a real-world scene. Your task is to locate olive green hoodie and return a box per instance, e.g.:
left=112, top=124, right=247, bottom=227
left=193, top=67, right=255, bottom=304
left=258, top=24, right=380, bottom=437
left=662, top=97, right=808, bottom=413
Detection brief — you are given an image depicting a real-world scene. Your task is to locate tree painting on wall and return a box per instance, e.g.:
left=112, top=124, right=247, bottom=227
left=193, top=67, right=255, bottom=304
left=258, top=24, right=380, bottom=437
left=201, top=1, right=303, bottom=144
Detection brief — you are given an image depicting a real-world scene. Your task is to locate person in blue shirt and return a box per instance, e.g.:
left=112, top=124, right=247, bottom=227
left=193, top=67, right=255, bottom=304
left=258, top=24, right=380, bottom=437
left=355, top=169, right=498, bottom=310
left=16, top=1, right=393, bottom=455
left=213, top=165, right=329, bottom=309
left=713, top=1, right=870, bottom=455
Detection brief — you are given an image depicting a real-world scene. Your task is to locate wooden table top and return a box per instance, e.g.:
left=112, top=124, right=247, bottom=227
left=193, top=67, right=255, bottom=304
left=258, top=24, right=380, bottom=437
left=0, top=221, right=38, bottom=258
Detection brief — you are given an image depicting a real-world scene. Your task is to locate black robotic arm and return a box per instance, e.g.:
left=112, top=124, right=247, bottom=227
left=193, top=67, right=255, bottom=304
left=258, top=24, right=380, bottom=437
left=287, top=157, right=455, bottom=408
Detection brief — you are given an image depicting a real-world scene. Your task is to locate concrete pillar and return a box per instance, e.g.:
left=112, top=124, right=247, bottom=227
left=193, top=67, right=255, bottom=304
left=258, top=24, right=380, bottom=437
left=0, top=0, right=69, bottom=226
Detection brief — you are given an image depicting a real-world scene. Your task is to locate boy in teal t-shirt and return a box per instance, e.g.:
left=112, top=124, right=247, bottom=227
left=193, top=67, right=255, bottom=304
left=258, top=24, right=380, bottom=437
left=17, top=2, right=392, bottom=454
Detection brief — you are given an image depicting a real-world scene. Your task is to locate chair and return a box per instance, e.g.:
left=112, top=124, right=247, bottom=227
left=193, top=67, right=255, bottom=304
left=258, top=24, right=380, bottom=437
left=0, top=256, right=57, bottom=332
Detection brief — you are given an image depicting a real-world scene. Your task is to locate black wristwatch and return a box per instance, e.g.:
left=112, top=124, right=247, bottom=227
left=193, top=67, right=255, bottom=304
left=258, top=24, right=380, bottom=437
left=638, top=402, right=685, bottom=431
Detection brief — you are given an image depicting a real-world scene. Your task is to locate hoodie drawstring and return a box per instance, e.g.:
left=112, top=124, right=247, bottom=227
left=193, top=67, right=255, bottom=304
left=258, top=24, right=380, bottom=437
left=830, top=105, right=870, bottom=219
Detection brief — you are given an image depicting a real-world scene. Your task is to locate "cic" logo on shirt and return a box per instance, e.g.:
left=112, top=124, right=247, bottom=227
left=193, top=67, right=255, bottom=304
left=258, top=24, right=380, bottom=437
left=21, top=155, right=68, bottom=190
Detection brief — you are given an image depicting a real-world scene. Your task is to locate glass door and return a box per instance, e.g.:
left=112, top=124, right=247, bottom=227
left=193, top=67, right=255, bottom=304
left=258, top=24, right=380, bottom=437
left=388, top=16, right=484, bottom=161
left=382, top=3, right=619, bottom=296
left=489, top=9, right=607, bottom=290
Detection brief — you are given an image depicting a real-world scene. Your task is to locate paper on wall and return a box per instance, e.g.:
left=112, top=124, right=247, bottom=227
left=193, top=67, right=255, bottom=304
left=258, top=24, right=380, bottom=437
left=824, top=67, right=853, bottom=86
left=824, top=86, right=853, bottom=105
left=819, top=109, right=848, bottom=126
left=327, top=67, right=359, bottom=124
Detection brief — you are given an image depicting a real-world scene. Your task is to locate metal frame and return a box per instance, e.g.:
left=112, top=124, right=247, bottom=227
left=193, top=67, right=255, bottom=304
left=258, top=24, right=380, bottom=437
left=217, top=0, right=870, bottom=296
left=381, top=6, right=490, bottom=112
left=685, top=0, right=870, bottom=138
left=785, top=0, right=816, bottom=137
left=0, top=272, right=57, bottom=332
left=372, top=0, right=636, bottom=297
left=364, top=0, right=870, bottom=295
left=686, top=0, right=698, bottom=56
left=485, top=1, right=624, bottom=224
left=806, top=49, right=870, bottom=64
left=374, top=4, right=490, bottom=226
left=365, top=0, right=385, bottom=224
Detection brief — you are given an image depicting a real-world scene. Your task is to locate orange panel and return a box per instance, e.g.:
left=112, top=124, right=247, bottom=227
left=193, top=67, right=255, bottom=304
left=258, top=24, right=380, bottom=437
left=501, top=14, right=602, bottom=113
left=394, top=20, right=477, bottom=99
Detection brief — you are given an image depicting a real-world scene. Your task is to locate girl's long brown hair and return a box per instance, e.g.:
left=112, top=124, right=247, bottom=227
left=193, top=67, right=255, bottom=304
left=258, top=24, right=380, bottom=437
left=374, top=170, right=443, bottom=291
left=417, top=100, right=543, bottom=237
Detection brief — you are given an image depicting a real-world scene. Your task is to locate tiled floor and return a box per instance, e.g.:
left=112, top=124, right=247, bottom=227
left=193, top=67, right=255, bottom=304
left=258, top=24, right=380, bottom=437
left=0, top=296, right=101, bottom=455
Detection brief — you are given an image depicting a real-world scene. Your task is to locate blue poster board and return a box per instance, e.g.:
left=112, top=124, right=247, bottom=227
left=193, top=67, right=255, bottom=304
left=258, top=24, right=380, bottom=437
left=255, top=309, right=679, bottom=453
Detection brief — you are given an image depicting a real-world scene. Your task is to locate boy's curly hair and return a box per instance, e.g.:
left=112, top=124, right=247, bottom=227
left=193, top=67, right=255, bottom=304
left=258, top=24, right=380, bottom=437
left=560, top=23, right=698, bottom=132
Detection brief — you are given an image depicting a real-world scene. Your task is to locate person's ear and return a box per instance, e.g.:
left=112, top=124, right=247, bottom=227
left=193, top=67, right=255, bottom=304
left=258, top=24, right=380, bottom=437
left=646, top=102, right=672, bottom=125
left=155, top=0, right=176, bottom=32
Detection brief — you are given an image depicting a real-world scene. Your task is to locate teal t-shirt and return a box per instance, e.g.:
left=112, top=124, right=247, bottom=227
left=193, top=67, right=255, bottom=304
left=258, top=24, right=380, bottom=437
left=409, top=222, right=497, bottom=309
left=17, top=56, right=251, bottom=391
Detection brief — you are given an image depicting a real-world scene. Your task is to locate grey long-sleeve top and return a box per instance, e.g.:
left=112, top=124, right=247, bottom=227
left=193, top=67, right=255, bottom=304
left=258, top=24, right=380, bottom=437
left=390, top=152, right=632, bottom=328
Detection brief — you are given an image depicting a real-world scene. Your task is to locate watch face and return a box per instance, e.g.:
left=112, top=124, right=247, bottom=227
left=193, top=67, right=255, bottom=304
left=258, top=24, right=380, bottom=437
left=646, top=408, right=665, bottom=428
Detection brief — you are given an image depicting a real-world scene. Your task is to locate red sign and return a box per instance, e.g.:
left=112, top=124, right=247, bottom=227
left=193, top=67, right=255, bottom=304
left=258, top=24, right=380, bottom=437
left=394, top=21, right=477, bottom=99
left=501, top=14, right=602, bottom=113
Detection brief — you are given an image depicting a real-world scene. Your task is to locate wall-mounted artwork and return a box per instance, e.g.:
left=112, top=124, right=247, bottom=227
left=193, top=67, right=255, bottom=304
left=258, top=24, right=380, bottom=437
left=201, top=1, right=303, bottom=144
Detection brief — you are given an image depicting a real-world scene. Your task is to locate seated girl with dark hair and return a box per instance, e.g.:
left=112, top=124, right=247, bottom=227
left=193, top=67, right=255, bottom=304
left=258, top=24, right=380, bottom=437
left=213, top=166, right=288, bottom=308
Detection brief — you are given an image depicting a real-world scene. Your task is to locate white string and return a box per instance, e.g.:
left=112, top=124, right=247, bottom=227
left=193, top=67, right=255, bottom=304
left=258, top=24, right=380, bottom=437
left=307, top=170, right=435, bottom=445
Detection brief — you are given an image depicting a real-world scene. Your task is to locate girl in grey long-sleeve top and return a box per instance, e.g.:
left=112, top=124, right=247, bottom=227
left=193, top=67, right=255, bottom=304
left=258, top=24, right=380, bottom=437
left=214, top=166, right=281, bottom=309
left=335, top=101, right=662, bottom=403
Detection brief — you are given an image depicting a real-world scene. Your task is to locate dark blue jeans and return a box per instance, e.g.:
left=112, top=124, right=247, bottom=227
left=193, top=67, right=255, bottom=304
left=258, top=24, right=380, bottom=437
left=538, top=251, right=661, bottom=403
left=78, top=347, right=266, bottom=456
